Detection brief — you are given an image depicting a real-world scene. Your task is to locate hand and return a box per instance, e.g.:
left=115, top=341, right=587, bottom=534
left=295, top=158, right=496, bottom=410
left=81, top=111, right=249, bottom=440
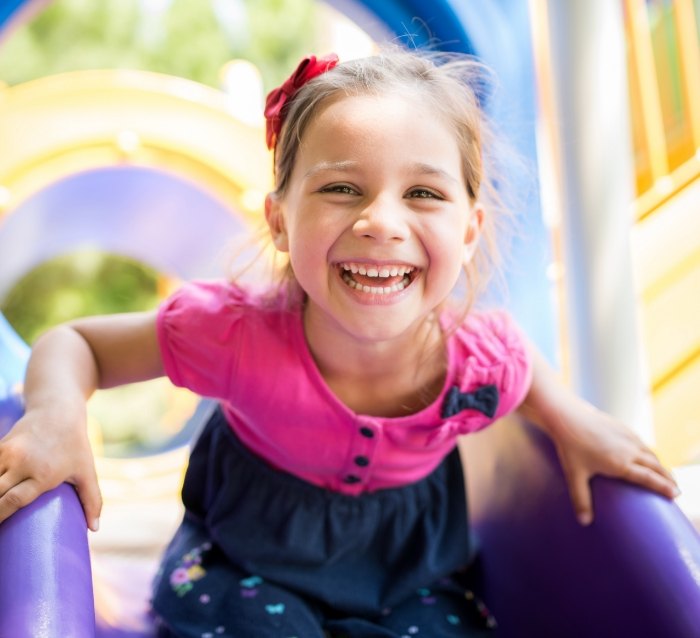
left=551, top=400, right=679, bottom=526
left=0, top=406, right=102, bottom=531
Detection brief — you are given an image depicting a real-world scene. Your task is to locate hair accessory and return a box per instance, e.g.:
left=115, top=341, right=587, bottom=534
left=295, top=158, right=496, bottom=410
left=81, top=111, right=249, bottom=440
left=264, top=53, right=339, bottom=150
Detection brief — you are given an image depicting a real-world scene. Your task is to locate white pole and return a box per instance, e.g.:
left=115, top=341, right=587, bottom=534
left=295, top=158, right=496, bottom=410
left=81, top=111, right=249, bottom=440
left=535, top=0, right=653, bottom=440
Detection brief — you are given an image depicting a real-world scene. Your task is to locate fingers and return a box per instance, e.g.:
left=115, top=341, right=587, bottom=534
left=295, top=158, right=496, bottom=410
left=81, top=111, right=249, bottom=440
left=624, top=462, right=680, bottom=500
left=0, top=455, right=103, bottom=532
left=0, top=476, right=41, bottom=524
left=72, top=470, right=103, bottom=532
left=564, top=465, right=594, bottom=526
left=636, top=451, right=678, bottom=488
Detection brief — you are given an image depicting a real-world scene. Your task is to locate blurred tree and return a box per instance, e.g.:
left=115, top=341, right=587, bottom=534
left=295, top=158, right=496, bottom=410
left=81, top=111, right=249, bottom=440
left=1, top=250, right=160, bottom=344
left=0, top=0, right=317, bottom=91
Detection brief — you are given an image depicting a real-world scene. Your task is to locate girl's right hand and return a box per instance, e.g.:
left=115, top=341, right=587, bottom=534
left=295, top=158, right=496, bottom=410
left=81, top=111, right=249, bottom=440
left=0, top=405, right=102, bottom=531
left=0, top=310, right=162, bottom=531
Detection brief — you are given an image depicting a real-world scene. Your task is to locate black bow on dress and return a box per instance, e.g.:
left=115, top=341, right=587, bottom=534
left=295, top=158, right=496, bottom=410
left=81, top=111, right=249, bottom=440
left=440, top=384, right=499, bottom=419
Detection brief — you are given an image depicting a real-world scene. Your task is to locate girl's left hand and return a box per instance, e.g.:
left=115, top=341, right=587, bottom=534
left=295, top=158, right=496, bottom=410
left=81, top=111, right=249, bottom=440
left=520, top=346, right=680, bottom=526
left=548, top=399, right=680, bottom=526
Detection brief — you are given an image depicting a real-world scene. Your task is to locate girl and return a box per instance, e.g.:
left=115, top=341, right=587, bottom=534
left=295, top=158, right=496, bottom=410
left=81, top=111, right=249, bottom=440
left=0, top=48, right=679, bottom=637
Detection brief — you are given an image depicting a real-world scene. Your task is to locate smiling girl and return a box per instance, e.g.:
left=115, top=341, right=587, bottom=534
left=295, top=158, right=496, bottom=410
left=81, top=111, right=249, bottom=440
left=0, top=48, right=678, bottom=637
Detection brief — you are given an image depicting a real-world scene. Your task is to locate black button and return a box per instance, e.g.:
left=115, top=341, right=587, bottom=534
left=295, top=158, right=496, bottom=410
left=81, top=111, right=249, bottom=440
left=359, top=427, right=374, bottom=438
left=343, top=475, right=361, bottom=484
left=354, top=456, right=370, bottom=467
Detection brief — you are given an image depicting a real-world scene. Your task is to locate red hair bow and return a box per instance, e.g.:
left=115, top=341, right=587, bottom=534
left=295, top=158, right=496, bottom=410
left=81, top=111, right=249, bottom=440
left=264, top=53, right=339, bottom=150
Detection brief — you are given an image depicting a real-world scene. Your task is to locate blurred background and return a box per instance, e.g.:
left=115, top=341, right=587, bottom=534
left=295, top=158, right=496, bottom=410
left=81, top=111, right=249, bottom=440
left=0, top=0, right=698, bottom=553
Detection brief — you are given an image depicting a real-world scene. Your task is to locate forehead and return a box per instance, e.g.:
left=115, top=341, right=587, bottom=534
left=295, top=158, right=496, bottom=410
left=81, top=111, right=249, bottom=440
left=298, top=92, right=462, bottom=167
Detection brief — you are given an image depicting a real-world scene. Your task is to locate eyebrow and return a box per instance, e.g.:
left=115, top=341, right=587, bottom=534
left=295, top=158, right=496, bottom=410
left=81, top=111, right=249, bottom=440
left=412, top=162, right=460, bottom=185
left=304, top=160, right=359, bottom=178
left=305, top=160, right=460, bottom=184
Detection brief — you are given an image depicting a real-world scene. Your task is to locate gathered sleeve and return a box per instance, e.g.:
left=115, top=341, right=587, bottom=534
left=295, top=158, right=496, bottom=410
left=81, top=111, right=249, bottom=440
left=156, top=280, right=250, bottom=398
left=440, top=311, right=533, bottom=435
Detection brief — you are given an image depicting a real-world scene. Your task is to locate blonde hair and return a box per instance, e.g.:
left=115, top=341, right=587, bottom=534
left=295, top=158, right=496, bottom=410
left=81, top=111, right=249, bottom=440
left=267, top=46, right=512, bottom=317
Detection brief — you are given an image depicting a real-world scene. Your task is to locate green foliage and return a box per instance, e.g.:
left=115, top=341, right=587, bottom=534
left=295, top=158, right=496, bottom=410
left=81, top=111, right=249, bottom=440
left=1, top=250, right=160, bottom=344
left=0, top=0, right=318, bottom=90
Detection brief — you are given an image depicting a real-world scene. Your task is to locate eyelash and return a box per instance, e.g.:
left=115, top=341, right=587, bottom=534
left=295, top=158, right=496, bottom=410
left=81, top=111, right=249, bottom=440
left=407, top=188, right=442, bottom=200
left=319, top=184, right=357, bottom=195
left=320, top=185, right=443, bottom=200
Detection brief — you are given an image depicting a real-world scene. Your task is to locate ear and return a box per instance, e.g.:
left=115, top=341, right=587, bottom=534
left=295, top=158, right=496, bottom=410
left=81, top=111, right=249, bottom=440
left=463, top=202, right=484, bottom=263
left=265, top=193, right=289, bottom=252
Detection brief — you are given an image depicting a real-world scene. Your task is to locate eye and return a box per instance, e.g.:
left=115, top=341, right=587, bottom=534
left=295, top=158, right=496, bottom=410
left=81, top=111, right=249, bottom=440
left=319, top=184, right=358, bottom=195
left=407, top=188, right=443, bottom=200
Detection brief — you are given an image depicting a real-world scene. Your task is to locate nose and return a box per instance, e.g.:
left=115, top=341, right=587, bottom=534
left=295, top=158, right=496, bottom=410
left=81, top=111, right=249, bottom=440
left=352, top=195, right=409, bottom=242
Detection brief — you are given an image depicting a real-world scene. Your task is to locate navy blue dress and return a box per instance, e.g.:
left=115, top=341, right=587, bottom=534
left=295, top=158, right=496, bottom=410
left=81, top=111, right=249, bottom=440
left=151, top=408, right=496, bottom=637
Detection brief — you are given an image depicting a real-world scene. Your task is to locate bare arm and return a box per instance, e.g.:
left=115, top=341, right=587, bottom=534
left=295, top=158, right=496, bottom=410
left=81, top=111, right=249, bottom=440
left=517, top=346, right=679, bottom=525
left=0, top=310, right=163, bottom=530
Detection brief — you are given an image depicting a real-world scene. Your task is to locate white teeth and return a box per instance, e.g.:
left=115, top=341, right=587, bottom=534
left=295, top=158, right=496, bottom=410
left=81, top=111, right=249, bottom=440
left=339, top=262, right=415, bottom=278
left=341, top=271, right=410, bottom=294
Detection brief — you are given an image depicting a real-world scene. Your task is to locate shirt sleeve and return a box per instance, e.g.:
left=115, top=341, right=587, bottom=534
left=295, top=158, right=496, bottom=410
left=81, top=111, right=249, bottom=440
left=156, top=280, right=249, bottom=398
left=453, top=310, right=533, bottom=421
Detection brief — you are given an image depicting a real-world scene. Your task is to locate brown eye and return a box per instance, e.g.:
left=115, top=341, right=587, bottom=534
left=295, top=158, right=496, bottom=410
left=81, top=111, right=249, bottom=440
left=408, top=188, right=441, bottom=199
left=320, top=184, right=357, bottom=195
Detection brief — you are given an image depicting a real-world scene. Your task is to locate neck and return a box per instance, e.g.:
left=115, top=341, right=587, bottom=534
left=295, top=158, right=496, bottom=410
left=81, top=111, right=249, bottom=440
left=303, top=308, right=447, bottom=417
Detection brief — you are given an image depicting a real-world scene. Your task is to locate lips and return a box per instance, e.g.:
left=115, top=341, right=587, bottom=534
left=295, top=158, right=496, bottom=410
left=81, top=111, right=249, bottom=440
left=338, top=262, right=417, bottom=295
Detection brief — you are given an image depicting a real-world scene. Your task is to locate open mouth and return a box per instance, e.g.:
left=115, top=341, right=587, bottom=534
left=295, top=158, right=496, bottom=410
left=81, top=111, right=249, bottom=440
left=338, top=262, right=417, bottom=295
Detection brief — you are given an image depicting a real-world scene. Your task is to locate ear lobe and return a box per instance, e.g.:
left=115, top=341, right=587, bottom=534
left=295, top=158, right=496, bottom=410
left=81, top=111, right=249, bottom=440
left=265, top=193, right=289, bottom=252
left=463, top=202, right=484, bottom=262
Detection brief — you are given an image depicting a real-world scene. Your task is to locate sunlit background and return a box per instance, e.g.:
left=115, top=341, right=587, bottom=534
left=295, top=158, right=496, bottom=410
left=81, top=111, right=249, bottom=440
left=0, top=0, right=699, bottom=612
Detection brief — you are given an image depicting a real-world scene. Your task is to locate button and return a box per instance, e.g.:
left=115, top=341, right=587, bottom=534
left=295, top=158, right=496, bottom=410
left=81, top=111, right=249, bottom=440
left=354, top=455, right=370, bottom=467
left=343, top=475, right=361, bottom=484
left=359, top=427, right=374, bottom=438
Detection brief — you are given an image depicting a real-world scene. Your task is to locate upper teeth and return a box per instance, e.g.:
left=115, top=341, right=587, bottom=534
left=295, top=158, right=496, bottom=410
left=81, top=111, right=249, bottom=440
left=340, top=263, right=414, bottom=277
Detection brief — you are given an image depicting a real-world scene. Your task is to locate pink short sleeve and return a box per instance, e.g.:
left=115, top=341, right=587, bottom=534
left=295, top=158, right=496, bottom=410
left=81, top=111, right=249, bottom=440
left=449, top=311, right=533, bottom=428
left=156, top=280, right=249, bottom=398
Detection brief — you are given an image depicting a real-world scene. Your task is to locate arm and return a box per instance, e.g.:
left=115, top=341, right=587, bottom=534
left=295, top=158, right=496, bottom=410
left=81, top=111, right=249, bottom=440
left=0, top=310, right=163, bottom=530
left=517, top=346, right=679, bottom=525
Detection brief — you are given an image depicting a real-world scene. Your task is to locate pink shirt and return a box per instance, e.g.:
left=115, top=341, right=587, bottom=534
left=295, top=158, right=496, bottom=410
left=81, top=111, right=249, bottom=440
left=157, top=280, right=532, bottom=495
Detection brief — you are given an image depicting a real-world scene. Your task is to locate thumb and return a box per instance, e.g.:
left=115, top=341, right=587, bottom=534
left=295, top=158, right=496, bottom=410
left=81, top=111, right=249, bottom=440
left=73, top=470, right=103, bottom=532
left=564, top=466, right=594, bottom=526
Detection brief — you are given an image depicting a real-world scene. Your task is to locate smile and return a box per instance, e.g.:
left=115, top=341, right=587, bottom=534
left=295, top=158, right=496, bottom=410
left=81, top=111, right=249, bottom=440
left=338, top=262, right=416, bottom=295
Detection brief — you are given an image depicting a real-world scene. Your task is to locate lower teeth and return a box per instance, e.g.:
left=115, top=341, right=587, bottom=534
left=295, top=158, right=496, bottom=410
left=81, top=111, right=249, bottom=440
left=342, top=272, right=409, bottom=294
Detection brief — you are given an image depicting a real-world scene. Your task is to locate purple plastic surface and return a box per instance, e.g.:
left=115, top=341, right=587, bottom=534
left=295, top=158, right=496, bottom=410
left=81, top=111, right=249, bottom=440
left=462, top=417, right=700, bottom=637
left=0, top=484, right=95, bottom=637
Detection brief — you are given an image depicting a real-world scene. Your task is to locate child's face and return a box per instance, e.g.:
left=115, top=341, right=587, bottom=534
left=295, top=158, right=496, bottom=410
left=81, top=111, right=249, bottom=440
left=266, top=92, right=482, bottom=346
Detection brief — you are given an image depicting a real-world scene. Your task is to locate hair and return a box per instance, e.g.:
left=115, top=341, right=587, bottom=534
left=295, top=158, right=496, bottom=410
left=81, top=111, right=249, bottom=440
left=264, top=45, right=515, bottom=321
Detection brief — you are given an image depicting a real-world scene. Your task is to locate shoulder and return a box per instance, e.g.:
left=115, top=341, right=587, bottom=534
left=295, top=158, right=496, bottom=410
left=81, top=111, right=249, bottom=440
left=160, top=280, right=293, bottom=319
left=155, top=280, right=298, bottom=391
left=453, top=310, right=528, bottom=361
left=444, top=309, right=532, bottom=420
left=162, top=279, right=252, bottom=312
left=157, top=280, right=298, bottom=341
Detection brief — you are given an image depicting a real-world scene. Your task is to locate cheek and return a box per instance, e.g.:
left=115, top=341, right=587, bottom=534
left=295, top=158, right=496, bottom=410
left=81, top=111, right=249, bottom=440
left=428, top=227, right=470, bottom=289
left=288, top=213, right=342, bottom=257
left=287, top=229, right=330, bottom=282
